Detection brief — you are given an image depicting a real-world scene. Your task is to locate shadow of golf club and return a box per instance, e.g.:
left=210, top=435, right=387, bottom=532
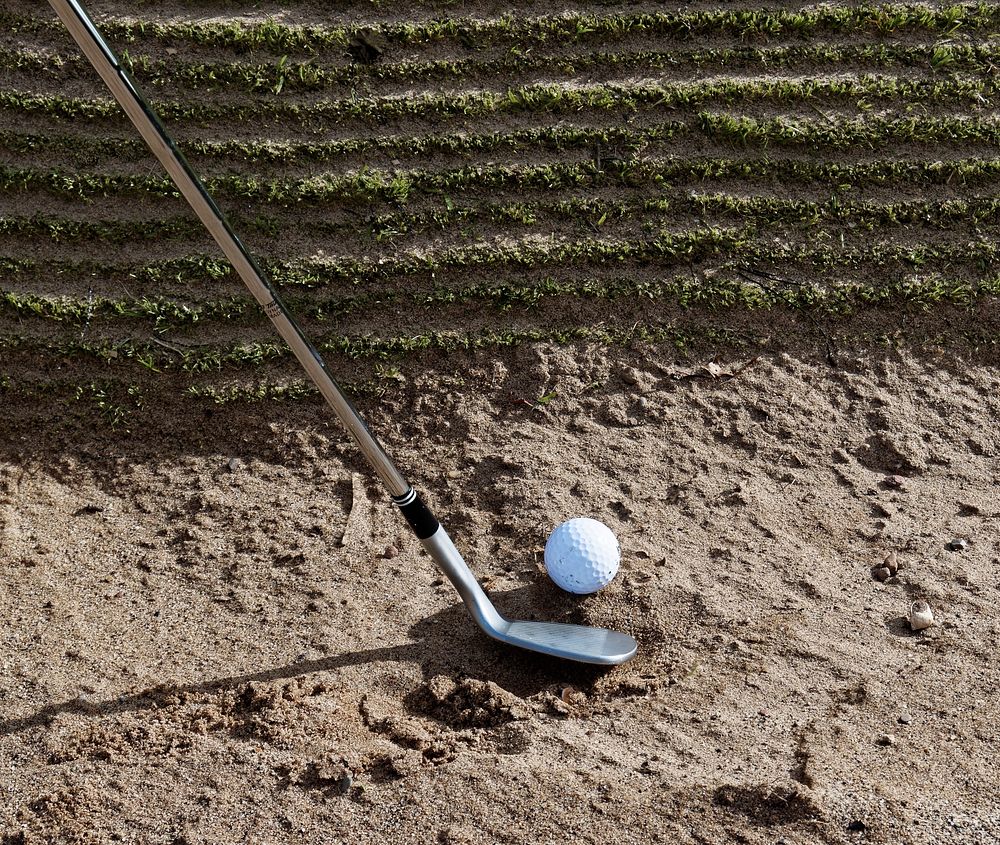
left=0, top=586, right=616, bottom=738
left=404, top=584, right=619, bottom=697
left=0, top=641, right=420, bottom=739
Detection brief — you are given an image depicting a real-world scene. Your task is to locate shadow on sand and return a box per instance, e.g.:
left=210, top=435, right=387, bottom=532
left=0, top=585, right=623, bottom=738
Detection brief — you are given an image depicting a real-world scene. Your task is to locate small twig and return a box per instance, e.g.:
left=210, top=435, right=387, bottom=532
left=808, top=102, right=836, bottom=124
left=738, top=264, right=794, bottom=285
left=149, top=336, right=184, bottom=355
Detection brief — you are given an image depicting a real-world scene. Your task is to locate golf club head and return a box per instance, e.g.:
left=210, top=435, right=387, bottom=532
left=421, top=526, right=638, bottom=666
left=498, top=619, right=638, bottom=665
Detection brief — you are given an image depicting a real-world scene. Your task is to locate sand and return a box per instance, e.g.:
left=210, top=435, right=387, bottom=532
left=2, top=342, right=999, bottom=844
left=3, top=0, right=1000, bottom=840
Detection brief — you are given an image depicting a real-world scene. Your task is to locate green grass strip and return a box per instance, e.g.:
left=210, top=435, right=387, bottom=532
left=0, top=290, right=250, bottom=329
left=0, top=325, right=730, bottom=372
left=6, top=155, right=1000, bottom=207
left=0, top=227, right=749, bottom=290
left=8, top=41, right=999, bottom=95
left=4, top=268, right=999, bottom=331
left=2, top=5, right=995, bottom=54
left=7, top=189, right=998, bottom=253
left=3, top=232, right=999, bottom=306
left=0, top=212, right=207, bottom=243
left=4, top=269, right=996, bottom=377
left=1, top=75, right=990, bottom=126
left=0, top=122, right=671, bottom=167
left=6, top=110, right=999, bottom=181
left=365, top=192, right=1000, bottom=239
left=679, top=193, right=1000, bottom=229
left=698, top=113, right=1000, bottom=149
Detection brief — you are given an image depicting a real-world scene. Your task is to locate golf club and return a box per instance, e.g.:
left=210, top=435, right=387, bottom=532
left=47, top=0, right=638, bottom=665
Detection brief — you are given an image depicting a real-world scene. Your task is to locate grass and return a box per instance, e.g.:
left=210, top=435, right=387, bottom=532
left=697, top=113, right=1000, bottom=150
left=0, top=323, right=753, bottom=377
left=10, top=107, right=1000, bottom=176
left=10, top=42, right=1000, bottom=96
left=1, top=2, right=997, bottom=409
left=3, top=259, right=995, bottom=382
left=5, top=6, right=998, bottom=54
left=3, top=256, right=996, bottom=333
left=8, top=154, right=1000, bottom=212
left=3, top=76, right=993, bottom=131
left=5, top=183, right=1000, bottom=254
left=0, top=123, right=671, bottom=168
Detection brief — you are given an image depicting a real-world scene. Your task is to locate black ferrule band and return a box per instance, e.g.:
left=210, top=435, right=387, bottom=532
left=394, top=492, right=439, bottom=540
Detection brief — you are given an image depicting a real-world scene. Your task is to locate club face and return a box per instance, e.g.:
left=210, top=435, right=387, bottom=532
left=498, top=620, right=638, bottom=665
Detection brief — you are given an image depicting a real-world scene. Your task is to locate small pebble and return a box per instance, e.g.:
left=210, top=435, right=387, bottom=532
left=620, top=366, right=643, bottom=386
left=898, top=712, right=912, bottom=725
left=227, top=457, right=241, bottom=472
left=384, top=545, right=399, bottom=559
left=909, top=600, right=934, bottom=631
left=885, top=474, right=906, bottom=489
left=882, top=550, right=901, bottom=575
left=446, top=469, right=462, bottom=479
left=638, top=758, right=661, bottom=775
left=876, top=733, right=896, bottom=747
left=338, top=770, right=353, bottom=793
left=945, top=538, right=968, bottom=552
left=872, top=566, right=891, bottom=582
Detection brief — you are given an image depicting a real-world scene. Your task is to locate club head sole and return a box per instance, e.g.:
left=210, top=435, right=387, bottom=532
left=493, top=619, right=638, bottom=665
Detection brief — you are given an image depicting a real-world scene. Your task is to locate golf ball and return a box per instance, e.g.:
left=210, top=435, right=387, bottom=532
left=544, top=518, right=620, bottom=594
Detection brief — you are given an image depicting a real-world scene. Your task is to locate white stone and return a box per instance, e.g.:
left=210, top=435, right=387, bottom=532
left=909, top=601, right=934, bottom=631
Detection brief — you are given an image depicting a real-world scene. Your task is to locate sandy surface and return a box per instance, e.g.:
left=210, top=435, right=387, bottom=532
left=2, top=342, right=999, bottom=844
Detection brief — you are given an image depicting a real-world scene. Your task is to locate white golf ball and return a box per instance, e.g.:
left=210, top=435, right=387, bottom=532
left=544, top=518, right=620, bottom=594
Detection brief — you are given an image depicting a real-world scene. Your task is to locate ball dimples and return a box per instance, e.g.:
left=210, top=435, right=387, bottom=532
left=544, top=518, right=620, bottom=594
